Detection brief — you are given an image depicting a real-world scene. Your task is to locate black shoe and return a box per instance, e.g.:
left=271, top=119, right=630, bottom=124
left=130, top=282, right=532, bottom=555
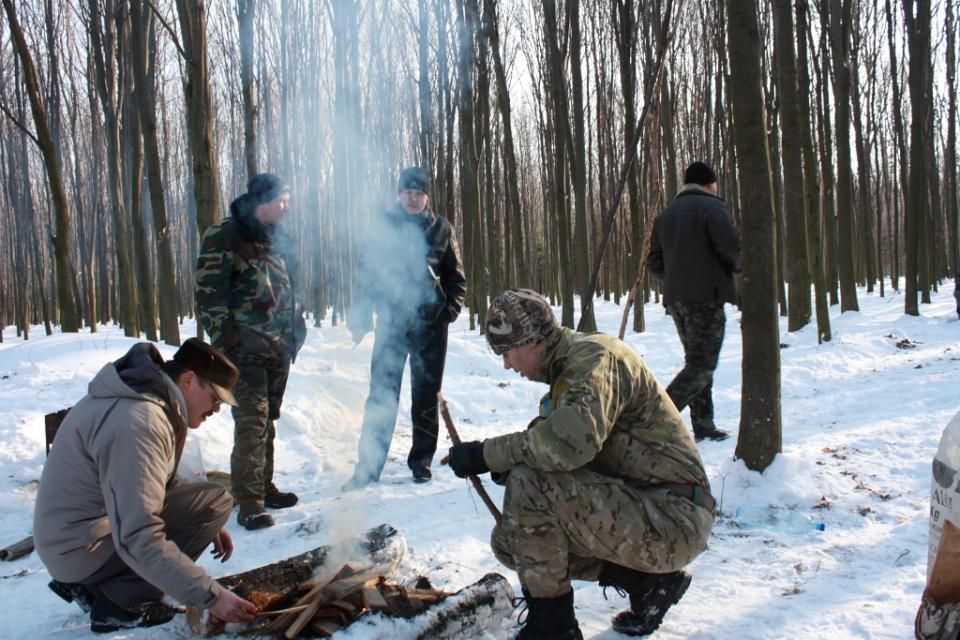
left=89, top=597, right=181, bottom=633
left=694, top=426, right=729, bottom=442
left=48, top=580, right=96, bottom=613
left=237, top=504, right=275, bottom=530
left=411, top=460, right=432, bottom=484
left=599, top=564, right=691, bottom=636
left=515, top=589, right=583, bottom=640
left=264, top=489, right=299, bottom=509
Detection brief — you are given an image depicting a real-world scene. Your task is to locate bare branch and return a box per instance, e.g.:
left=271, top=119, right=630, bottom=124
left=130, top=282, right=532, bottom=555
left=0, top=100, right=40, bottom=147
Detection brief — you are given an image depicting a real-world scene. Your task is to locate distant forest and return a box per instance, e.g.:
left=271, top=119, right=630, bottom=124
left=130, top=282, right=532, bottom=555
left=0, top=0, right=956, bottom=348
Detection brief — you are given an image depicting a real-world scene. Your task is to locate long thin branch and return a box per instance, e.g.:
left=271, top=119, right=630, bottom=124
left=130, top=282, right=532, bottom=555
left=577, top=0, right=686, bottom=331
left=0, top=101, right=39, bottom=146
left=145, top=0, right=193, bottom=67
left=438, top=394, right=502, bottom=525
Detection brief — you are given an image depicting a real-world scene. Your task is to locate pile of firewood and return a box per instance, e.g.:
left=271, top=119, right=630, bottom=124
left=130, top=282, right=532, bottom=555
left=191, top=559, right=448, bottom=638
left=185, top=525, right=515, bottom=639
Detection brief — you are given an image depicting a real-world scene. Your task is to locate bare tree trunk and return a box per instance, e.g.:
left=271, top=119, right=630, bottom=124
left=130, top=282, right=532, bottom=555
left=542, top=0, right=575, bottom=327
left=796, top=0, right=831, bottom=342
left=237, top=0, right=257, bottom=181
left=483, top=0, right=526, bottom=289
left=417, top=0, right=434, bottom=171
left=124, top=73, right=157, bottom=341
left=772, top=0, right=811, bottom=332
left=131, top=0, right=180, bottom=345
left=726, top=0, right=782, bottom=472
left=947, top=0, right=959, bottom=276
left=175, top=0, right=222, bottom=240
left=902, top=0, right=931, bottom=315
left=457, top=0, right=482, bottom=327
left=3, top=0, right=79, bottom=332
left=829, top=0, right=860, bottom=312
left=566, top=0, right=594, bottom=331
left=89, top=0, right=138, bottom=336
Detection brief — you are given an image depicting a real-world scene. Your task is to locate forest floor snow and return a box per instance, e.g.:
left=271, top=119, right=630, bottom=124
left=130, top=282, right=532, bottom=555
left=0, top=282, right=957, bottom=639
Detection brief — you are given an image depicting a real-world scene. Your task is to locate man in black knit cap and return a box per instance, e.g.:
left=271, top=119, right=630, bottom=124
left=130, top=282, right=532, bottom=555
left=647, top=161, right=742, bottom=442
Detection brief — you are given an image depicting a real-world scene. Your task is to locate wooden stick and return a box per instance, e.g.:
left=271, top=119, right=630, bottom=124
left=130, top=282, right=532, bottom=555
left=438, top=393, right=503, bottom=525
left=257, top=604, right=310, bottom=617
left=284, top=594, right=324, bottom=639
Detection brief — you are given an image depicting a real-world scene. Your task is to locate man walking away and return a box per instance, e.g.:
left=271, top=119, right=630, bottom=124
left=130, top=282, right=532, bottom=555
left=647, top=161, right=742, bottom=442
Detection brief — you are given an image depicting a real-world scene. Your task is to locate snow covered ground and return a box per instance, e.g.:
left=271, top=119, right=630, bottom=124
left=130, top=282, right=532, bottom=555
left=0, top=282, right=957, bottom=639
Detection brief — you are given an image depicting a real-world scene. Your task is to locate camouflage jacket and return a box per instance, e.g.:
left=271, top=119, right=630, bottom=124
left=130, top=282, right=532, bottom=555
left=194, top=202, right=302, bottom=362
left=483, top=327, right=709, bottom=489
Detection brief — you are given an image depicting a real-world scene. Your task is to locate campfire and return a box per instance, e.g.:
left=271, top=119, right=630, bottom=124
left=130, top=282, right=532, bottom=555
left=186, top=525, right=513, bottom=638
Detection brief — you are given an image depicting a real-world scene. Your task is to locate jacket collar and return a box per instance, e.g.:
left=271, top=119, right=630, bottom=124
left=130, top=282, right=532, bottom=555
left=676, top=183, right=722, bottom=200
left=533, top=327, right=575, bottom=384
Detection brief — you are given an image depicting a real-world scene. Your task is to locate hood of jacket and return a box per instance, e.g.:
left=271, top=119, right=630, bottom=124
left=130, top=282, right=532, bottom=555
left=89, top=343, right=189, bottom=466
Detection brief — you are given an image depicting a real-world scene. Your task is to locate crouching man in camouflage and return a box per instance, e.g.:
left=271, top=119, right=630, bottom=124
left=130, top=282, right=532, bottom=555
left=447, top=289, right=714, bottom=639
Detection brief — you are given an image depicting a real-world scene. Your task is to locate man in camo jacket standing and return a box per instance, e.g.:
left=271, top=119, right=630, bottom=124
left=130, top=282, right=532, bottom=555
left=195, top=173, right=306, bottom=531
left=447, top=289, right=714, bottom=640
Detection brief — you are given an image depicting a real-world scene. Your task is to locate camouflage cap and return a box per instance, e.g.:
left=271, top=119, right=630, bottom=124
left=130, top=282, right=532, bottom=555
left=485, top=289, right=558, bottom=355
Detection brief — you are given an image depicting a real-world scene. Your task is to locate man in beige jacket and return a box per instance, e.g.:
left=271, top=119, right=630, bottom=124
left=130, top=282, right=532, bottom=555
left=33, top=338, right=258, bottom=633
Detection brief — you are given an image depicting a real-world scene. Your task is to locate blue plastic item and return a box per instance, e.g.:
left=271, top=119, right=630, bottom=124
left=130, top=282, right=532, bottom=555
left=734, top=505, right=826, bottom=534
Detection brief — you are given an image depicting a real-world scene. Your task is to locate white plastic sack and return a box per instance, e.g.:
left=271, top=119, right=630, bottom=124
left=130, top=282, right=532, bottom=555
left=177, top=436, right=208, bottom=483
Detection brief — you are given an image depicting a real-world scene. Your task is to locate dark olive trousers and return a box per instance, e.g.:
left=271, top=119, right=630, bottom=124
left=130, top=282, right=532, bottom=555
left=77, top=481, right=232, bottom=610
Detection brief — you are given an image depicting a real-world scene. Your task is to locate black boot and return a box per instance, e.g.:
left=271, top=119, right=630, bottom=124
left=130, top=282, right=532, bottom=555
left=264, top=489, right=299, bottom=509
left=48, top=580, right=96, bottom=613
left=89, top=596, right=182, bottom=633
left=515, top=589, right=583, bottom=640
left=411, top=459, right=433, bottom=483
left=598, top=563, right=691, bottom=636
left=693, top=425, right=729, bottom=442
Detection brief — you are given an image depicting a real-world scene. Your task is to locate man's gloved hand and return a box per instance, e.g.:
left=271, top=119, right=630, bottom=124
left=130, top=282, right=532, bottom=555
left=447, top=441, right=490, bottom=478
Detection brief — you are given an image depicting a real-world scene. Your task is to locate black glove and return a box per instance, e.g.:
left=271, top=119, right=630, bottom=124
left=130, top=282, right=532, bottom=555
left=448, top=441, right=490, bottom=478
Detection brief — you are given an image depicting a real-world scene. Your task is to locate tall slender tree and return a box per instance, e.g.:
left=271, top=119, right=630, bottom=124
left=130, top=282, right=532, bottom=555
left=829, top=0, right=860, bottom=311
left=726, top=0, right=782, bottom=471
left=3, top=0, right=79, bottom=332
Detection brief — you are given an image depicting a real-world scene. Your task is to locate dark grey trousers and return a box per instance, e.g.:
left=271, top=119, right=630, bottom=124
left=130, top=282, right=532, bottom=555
left=78, top=480, right=232, bottom=610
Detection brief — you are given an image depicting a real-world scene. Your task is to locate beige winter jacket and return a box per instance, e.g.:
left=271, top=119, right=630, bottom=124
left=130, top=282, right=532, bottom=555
left=33, top=344, right=222, bottom=609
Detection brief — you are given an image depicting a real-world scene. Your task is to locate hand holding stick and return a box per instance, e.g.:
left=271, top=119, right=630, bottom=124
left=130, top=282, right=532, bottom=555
left=437, top=393, right=503, bottom=525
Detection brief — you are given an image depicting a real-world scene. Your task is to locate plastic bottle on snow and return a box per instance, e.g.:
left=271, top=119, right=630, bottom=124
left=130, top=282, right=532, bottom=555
left=734, top=505, right=826, bottom=534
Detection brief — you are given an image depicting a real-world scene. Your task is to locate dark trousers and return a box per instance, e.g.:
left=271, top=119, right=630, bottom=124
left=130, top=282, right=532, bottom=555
left=665, top=301, right=726, bottom=433
left=78, top=481, right=232, bottom=610
left=353, top=321, right=449, bottom=481
left=230, top=354, right=291, bottom=506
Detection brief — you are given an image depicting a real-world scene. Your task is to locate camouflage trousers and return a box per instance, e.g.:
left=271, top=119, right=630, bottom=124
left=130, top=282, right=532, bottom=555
left=229, top=353, right=291, bottom=507
left=490, top=465, right=713, bottom=598
left=665, top=301, right=726, bottom=434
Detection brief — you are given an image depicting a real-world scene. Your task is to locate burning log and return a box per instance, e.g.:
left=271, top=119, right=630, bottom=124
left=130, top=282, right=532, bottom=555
left=186, top=524, right=405, bottom=637
left=186, top=524, right=514, bottom=638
